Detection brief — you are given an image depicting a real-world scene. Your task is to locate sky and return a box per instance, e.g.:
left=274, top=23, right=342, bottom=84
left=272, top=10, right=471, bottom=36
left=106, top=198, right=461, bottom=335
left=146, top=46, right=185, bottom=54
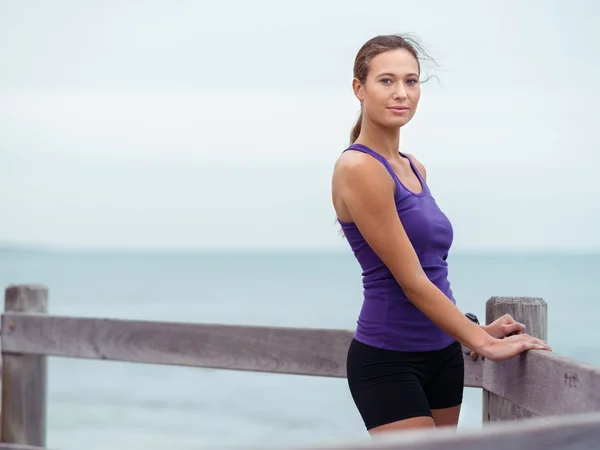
left=1, top=0, right=599, bottom=253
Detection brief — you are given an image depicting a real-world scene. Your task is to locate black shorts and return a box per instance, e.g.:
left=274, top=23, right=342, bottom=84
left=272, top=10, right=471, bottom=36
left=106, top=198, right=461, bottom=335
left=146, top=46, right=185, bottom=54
left=346, top=338, right=464, bottom=430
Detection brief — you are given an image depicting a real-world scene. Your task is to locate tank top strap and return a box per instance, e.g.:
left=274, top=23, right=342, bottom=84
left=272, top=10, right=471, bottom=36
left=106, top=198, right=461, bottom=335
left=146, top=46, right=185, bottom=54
left=400, top=152, right=429, bottom=192
left=344, top=143, right=402, bottom=187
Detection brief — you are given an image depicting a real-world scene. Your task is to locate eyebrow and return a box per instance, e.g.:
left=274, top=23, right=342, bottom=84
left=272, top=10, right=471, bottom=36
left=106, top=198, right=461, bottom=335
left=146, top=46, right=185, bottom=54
left=377, top=72, right=419, bottom=78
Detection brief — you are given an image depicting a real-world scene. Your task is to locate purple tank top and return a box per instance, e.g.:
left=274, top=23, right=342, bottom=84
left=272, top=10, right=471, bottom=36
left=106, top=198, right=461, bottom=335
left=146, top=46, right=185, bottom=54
left=338, top=143, right=457, bottom=352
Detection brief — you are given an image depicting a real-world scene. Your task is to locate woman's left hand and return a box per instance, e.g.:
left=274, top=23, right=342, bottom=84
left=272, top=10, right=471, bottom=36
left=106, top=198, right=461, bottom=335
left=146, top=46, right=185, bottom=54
left=469, top=314, right=526, bottom=361
left=484, top=314, right=526, bottom=339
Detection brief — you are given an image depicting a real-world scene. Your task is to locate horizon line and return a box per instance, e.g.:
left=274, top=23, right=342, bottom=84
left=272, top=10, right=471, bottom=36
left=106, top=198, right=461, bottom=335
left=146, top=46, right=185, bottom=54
left=1, top=242, right=599, bottom=257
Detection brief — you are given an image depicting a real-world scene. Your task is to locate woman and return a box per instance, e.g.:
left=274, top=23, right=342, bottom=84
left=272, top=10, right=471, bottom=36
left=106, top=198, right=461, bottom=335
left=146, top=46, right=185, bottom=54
left=331, top=34, right=551, bottom=435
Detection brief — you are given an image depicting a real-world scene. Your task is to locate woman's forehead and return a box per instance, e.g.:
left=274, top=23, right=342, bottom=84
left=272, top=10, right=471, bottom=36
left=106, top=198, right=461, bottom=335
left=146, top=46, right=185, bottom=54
left=369, top=49, right=419, bottom=76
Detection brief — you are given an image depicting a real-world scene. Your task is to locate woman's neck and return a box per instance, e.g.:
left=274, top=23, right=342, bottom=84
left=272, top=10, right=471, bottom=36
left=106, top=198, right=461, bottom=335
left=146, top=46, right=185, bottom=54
left=355, top=120, right=400, bottom=160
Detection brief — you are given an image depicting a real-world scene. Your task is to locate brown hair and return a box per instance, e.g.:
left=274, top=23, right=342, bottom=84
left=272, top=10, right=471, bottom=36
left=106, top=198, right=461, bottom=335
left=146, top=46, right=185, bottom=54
left=349, top=34, right=434, bottom=144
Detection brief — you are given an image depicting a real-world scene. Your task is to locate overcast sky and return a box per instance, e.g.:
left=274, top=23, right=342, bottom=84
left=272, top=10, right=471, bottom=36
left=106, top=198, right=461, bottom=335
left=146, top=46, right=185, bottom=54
left=1, top=0, right=598, bottom=253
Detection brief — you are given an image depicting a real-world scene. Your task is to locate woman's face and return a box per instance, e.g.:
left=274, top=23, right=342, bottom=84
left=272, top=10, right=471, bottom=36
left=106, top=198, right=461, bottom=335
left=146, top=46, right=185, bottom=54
left=354, top=48, right=421, bottom=129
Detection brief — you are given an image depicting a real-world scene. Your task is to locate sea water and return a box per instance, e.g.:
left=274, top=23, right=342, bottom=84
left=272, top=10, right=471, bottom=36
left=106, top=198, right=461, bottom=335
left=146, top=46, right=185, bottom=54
left=0, top=249, right=598, bottom=449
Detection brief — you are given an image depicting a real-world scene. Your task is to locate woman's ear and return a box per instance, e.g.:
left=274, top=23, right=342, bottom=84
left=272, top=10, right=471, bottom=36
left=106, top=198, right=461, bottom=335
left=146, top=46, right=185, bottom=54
left=352, top=78, right=364, bottom=102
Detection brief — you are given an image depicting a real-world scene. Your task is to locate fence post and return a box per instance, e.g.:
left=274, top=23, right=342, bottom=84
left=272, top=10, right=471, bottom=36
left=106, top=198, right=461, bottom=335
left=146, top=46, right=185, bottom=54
left=482, top=296, right=547, bottom=422
left=1, top=285, right=48, bottom=447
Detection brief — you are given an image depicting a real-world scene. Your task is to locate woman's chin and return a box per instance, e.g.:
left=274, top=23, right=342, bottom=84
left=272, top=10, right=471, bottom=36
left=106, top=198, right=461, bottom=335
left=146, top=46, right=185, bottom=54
left=382, top=117, right=412, bottom=129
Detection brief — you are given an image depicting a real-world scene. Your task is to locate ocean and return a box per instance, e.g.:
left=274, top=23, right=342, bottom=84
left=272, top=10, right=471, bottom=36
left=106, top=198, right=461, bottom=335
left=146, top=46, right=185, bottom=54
left=0, top=249, right=598, bottom=450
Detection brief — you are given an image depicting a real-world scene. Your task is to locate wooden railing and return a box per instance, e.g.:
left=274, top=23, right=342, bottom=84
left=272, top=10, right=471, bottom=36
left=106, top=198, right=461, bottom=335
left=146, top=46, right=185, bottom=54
left=1, top=284, right=599, bottom=449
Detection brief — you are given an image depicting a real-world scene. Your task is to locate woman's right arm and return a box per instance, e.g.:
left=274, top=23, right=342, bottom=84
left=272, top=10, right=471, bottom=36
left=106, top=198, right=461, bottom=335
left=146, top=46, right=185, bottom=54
left=337, top=156, right=550, bottom=361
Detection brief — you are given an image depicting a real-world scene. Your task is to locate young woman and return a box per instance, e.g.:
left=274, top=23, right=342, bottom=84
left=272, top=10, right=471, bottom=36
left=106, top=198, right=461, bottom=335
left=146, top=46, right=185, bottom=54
left=331, top=34, right=551, bottom=435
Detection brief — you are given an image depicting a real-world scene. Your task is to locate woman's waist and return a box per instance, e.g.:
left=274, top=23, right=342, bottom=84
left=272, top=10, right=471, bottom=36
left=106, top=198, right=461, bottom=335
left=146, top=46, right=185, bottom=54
left=363, top=271, right=453, bottom=297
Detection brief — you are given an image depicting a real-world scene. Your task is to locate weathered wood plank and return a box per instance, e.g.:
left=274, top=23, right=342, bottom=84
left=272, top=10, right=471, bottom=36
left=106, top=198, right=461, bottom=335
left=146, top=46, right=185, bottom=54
left=1, top=314, right=483, bottom=386
left=482, top=349, right=600, bottom=417
left=0, top=444, right=48, bottom=450
left=289, top=412, right=600, bottom=450
left=1, top=313, right=354, bottom=377
left=483, top=296, right=547, bottom=422
left=461, top=344, right=483, bottom=388
left=1, top=286, right=47, bottom=448
left=483, top=395, right=541, bottom=422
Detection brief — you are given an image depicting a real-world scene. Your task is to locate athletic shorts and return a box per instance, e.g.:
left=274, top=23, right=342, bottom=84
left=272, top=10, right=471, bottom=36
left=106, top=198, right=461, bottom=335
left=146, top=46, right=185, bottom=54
left=346, top=338, right=464, bottom=430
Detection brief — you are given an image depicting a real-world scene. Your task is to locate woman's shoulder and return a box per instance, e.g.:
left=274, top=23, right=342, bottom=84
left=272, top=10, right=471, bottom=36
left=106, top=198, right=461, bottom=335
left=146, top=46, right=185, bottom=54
left=333, top=149, right=394, bottom=191
left=334, top=148, right=385, bottom=175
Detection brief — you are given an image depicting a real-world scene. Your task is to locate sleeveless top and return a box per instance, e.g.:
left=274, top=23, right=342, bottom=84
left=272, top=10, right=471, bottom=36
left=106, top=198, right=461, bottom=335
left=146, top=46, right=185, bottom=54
left=338, top=143, right=457, bottom=352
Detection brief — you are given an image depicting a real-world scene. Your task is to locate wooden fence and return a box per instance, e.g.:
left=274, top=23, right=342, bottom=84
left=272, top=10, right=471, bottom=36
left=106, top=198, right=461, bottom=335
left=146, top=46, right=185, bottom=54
left=1, top=284, right=599, bottom=449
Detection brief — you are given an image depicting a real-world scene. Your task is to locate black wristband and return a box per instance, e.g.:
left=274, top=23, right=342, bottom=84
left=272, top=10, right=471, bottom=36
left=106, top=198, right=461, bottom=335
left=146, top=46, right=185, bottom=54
left=465, top=312, right=480, bottom=325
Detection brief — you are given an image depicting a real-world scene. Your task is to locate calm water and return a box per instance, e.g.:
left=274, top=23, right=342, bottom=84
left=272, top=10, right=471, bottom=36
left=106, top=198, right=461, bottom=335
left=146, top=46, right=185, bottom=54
left=1, top=249, right=598, bottom=449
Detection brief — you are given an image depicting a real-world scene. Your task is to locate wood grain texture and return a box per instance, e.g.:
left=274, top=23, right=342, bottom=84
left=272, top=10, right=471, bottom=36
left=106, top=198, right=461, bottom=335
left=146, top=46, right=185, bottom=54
left=1, top=313, right=483, bottom=386
left=0, top=444, right=48, bottom=450
left=288, top=412, right=600, bottom=450
left=483, top=393, right=539, bottom=422
left=482, top=349, right=600, bottom=417
left=1, top=286, right=48, bottom=448
left=483, top=296, right=547, bottom=422
left=461, top=345, right=483, bottom=388
left=2, top=313, right=354, bottom=377
left=485, top=296, right=547, bottom=341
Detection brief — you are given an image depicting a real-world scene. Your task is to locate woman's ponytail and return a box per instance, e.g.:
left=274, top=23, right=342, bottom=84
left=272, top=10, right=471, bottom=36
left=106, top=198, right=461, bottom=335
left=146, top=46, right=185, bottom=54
left=349, top=109, right=363, bottom=144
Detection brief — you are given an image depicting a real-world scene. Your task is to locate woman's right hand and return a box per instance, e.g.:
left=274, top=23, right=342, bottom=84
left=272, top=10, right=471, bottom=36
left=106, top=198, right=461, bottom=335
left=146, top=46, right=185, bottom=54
left=477, top=333, right=552, bottom=362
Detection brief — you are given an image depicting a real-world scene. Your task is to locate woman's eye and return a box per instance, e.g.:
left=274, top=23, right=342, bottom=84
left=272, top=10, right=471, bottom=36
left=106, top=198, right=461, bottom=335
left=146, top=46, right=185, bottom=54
left=406, top=79, right=419, bottom=85
left=380, top=78, right=393, bottom=85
